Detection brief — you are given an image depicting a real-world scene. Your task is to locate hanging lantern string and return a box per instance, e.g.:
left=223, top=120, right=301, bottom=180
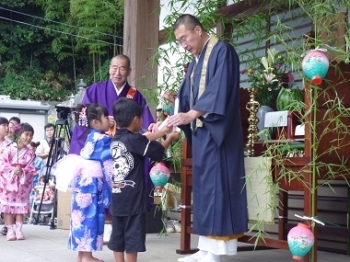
left=314, top=46, right=327, bottom=52
left=300, top=44, right=328, bottom=57
left=294, top=214, right=325, bottom=226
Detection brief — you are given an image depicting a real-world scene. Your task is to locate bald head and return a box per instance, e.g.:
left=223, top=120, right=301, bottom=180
left=111, top=54, right=131, bottom=69
left=173, top=14, right=209, bottom=56
left=173, top=14, right=204, bottom=32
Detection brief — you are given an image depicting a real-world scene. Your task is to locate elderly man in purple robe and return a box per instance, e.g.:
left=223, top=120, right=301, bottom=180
left=70, top=54, right=155, bottom=154
left=69, top=55, right=156, bottom=218
left=167, top=15, right=248, bottom=262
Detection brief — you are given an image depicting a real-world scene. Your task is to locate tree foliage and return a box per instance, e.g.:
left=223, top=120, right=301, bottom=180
left=0, top=0, right=124, bottom=101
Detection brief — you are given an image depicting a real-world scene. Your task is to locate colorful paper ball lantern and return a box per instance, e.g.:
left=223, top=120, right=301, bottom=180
left=149, top=162, right=171, bottom=190
left=302, top=49, right=329, bottom=85
left=287, top=223, right=315, bottom=261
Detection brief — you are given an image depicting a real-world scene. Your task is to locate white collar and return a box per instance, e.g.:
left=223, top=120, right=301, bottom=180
left=112, top=81, right=127, bottom=95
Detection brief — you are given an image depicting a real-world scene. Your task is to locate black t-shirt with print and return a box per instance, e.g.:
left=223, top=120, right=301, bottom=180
left=109, top=128, right=165, bottom=216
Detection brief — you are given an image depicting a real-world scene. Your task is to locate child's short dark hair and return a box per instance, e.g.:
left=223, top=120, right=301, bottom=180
left=113, top=98, right=143, bottom=128
left=9, top=116, right=20, bottom=124
left=0, top=117, right=9, bottom=125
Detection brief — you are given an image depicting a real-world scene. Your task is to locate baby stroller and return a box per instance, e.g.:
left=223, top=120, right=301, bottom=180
left=28, top=174, right=56, bottom=225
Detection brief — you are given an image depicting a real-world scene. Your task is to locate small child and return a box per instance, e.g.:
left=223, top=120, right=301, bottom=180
left=0, top=123, right=36, bottom=241
left=6, top=116, right=20, bottom=141
left=56, top=103, right=113, bottom=262
left=28, top=141, right=44, bottom=185
left=34, top=176, right=55, bottom=202
left=108, top=98, right=179, bottom=262
left=28, top=141, right=44, bottom=171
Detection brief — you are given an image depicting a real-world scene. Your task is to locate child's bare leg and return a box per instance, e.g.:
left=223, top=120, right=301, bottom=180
left=15, top=214, right=24, bottom=223
left=125, top=252, right=137, bottom=262
left=4, top=213, right=14, bottom=226
left=4, top=213, right=16, bottom=240
left=81, top=251, right=103, bottom=262
left=77, top=251, right=83, bottom=262
left=113, top=251, right=125, bottom=262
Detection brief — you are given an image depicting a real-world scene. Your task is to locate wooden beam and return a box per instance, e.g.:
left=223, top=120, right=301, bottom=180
left=123, top=0, right=160, bottom=109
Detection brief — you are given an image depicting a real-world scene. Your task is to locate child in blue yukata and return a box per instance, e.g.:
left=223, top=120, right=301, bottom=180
left=108, top=98, right=179, bottom=262
left=56, top=103, right=113, bottom=262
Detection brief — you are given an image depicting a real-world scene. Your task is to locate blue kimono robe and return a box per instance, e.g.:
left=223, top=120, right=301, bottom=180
left=178, top=40, right=248, bottom=236
left=68, top=129, right=112, bottom=252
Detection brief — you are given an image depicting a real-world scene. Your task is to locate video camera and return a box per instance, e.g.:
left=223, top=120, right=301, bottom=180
left=55, top=106, right=72, bottom=120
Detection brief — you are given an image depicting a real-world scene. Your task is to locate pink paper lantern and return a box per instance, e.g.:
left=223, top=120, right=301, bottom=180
left=287, top=223, right=315, bottom=260
left=149, top=162, right=171, bottom=191
left=302, top=49, right=329, bottom=85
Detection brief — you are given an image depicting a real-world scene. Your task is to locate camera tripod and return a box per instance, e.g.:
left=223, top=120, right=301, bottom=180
left=33, top=110, right=72, bottom=229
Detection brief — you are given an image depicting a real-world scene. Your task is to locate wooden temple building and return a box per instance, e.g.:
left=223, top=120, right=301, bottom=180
left=122, top=1, right=350, bottom=261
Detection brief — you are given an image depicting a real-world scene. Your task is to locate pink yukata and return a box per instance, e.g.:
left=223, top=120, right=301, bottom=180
left=0, top=139, right=11, bottom=157
left=0, top=145, right=36, bottom=214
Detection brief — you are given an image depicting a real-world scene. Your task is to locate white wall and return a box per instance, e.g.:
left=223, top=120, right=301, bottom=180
left=159, top=0, right=199, bottom=30
left=0, top=99, right=49, bottom=142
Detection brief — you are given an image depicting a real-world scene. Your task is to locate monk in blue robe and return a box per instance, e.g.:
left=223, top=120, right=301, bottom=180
left=168, top=15, right=248, bottom=262
left=70, top=55, right=154, bottom=154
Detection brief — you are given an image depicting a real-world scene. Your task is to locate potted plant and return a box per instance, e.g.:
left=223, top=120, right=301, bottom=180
left=241, top=48, right=298, bottom=131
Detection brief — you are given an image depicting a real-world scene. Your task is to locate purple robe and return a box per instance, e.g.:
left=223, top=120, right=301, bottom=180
left=69, top=80, right=154, bottom=154
left=178, top=41, right=248, bottom=236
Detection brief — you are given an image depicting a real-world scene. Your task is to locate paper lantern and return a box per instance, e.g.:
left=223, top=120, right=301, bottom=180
left=302, top=49, right=329, bottom=85
left=287, top=223, right=315, bottom=260
left=149, top=162, right=171, bottom=191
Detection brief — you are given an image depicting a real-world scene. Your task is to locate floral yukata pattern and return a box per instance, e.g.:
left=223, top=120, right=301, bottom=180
left=0, top=145, right=36, bottom=214
left=68, top=129, right=113, bottom=252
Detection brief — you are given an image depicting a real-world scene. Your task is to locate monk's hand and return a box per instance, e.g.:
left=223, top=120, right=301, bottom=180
left=167, top=113, right=192, bottom=126
left=158, top=123, right=173, bottom=135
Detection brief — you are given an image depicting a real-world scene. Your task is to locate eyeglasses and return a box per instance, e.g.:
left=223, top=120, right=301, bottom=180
left=176, top=28, right=196, bottom=46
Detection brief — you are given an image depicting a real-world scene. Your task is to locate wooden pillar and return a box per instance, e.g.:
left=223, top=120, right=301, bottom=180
left=123, top=0, right=160, bottom=112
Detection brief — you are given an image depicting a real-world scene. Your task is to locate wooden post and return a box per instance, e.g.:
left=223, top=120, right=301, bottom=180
left=123, top=0, right=160, bottom=113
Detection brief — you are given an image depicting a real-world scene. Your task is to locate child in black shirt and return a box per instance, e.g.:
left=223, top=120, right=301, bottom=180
left=108, top=98, right=179, bottom=262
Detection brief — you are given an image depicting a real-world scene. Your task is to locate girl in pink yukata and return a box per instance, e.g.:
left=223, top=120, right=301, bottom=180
left=0, top=123, right=36, bottom=241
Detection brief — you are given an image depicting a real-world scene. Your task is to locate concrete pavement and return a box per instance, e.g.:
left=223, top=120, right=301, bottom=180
left=0, top=224, right=348, bottom=262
